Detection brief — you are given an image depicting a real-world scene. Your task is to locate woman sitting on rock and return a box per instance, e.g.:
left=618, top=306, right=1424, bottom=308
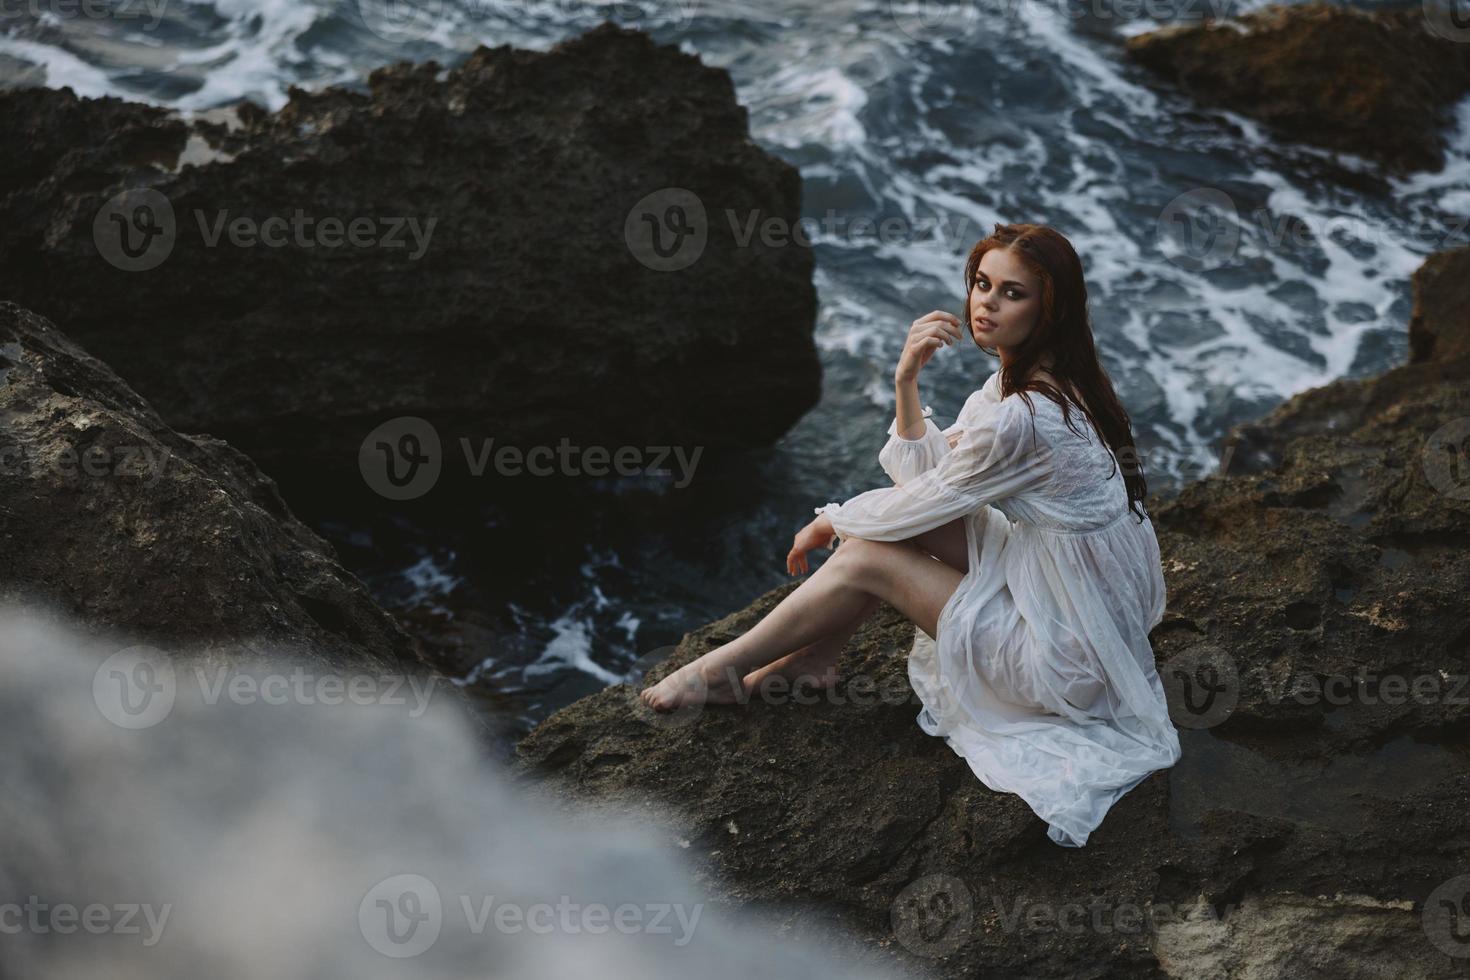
left=639, top=222, right=1181, bottom=847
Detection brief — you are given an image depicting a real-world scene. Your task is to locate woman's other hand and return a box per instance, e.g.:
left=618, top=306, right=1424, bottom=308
left=787, top=516, right=838, bottom=576
left=895, top=310, right=962, bottom=384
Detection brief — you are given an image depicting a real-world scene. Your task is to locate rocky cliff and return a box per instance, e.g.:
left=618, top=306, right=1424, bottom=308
left=0, top=301, right=419, bottom=670
left=512, top=248, right=1470, bottom=979
left=1127, top=2, right=1470, bottom=178
left=0, top=23, right=819, bottom=507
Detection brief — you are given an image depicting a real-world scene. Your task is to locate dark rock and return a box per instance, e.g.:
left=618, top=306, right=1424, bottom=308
left=510, top=250, right=1470, bottom=977
left=0, top=301, right=420, bottom=669
left=1126, top=2, right=1470, bottom=177
left=1410, top=245, right=1470, bottom=364
left=0, top=23, right=819, bottom=507
left=1220, top=245, right=1470, bottom=474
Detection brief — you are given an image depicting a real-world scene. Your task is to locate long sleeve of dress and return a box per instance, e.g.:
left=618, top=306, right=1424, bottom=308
left=878, top=404, right=958, bottom=486
left=815, top=397, right=1055, bottom=545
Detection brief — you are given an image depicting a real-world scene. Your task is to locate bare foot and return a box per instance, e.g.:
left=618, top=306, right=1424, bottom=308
left=741, top=644, right=842, bottom=698
left=639, top=656, right=746, bottom=713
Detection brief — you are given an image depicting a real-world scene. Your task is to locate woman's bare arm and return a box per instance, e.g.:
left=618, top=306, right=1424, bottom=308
left=894, top=377, right=928, bottom=440
left=894, top=310, right=962, bottom=439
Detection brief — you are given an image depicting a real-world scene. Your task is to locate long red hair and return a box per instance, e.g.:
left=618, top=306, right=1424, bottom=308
left=962, top=222, right=1150, bottom=522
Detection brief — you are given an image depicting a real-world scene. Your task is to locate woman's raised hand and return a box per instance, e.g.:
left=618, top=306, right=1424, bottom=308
left=787, top=516, right=838, bottom=576
left=895, top=310, right=963, bottom=384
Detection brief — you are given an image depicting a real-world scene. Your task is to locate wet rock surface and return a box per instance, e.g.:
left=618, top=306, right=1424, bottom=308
left=511, top=249, right=1470, bottom=978
left=1126, top=2, right=1470, bottom=177
left=0, top=301, right=419, bottom=670
left=0, top=23, right=819, bottom=507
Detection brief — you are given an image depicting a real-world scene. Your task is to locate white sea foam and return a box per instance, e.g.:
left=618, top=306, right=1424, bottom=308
left=0, top=35, right=115, bottom=96
left=522, top=609, right=624, bottom=686
left=401, top=551, right=464, bottom=614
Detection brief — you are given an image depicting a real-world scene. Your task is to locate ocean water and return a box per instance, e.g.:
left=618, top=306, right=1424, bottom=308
left=5, top=0, right=1466, bottom=745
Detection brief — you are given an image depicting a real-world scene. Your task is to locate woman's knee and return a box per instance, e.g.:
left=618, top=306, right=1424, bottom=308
left=831, top=537, right=913, bottom=591
left=831, top=535, right=881, bottom=565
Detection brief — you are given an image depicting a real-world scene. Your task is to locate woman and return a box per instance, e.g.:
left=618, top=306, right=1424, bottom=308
left=639, top=222, right=1181, bottom=847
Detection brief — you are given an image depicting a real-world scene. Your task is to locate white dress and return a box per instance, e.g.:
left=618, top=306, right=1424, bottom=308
left=814, top=369, right=1181, bottom=847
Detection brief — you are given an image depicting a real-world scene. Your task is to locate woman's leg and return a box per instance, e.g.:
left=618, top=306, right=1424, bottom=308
left=739, top=518, right=966, bottom=694
left=640, top=536, right=965, bottom=711
left=740, top=592, right=881, bottom=694
left=911, top=517, right=969, bottom=575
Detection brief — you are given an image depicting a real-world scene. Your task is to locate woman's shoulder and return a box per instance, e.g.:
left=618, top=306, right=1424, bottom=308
left=958, top=382, right=1049, bottom=445
left=954, top=383, right=995, bottom=426
left=962, top=371, right=1063, bottom=429
left=956, top=371, right=1004, bottom=415
left=982, top=369, right=1003, bottom=400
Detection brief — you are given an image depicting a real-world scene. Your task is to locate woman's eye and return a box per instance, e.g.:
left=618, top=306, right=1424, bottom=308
left=976, top=280, right=1022, bottom=300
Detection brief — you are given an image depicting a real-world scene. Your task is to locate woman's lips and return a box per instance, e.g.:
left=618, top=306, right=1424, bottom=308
left=975, top=316, right=997, bottom=330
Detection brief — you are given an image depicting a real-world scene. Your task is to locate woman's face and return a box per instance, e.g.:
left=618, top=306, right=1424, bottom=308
left=967, top=247, right=1041, bottom=351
